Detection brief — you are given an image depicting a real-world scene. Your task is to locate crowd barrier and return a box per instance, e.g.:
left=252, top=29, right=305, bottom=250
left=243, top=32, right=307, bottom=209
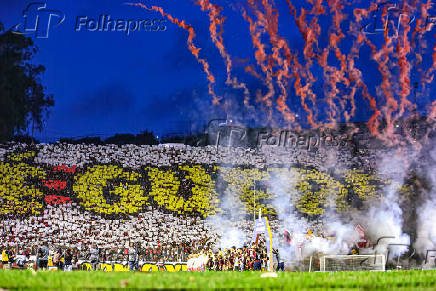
left=77, top=261, right=187, bottom=272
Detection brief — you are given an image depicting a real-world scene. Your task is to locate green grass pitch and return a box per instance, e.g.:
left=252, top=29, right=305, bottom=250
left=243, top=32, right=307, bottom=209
left=0, top=270, right=436, bottom=290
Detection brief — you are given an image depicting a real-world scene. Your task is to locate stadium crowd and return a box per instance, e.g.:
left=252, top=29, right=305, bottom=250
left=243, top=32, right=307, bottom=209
left=195, top=242, right=284, bottom=272
left=0, top=141, right=373, bottom=171
left=0, top=141, right=396, bottom=271
left=1, top=238, right=286, bottom=272
left=1, top=241, right=200, bottom=271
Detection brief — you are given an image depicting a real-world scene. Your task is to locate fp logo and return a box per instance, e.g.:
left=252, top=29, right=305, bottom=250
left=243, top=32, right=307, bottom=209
left=362, top=2, right=415, bottom=39
left=12, top=2, right=65, bottom=38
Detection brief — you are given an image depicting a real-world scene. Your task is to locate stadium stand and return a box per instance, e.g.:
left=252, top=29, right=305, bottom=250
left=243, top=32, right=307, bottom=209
left=0, top=142, right=409, bottom=267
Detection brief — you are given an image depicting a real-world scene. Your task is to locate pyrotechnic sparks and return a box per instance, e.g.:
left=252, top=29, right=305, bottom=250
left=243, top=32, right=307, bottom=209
left=127, top=2, right=220, bottom=104
left=129, top=0, right=436, bottom=144
left=195, top=0, right=251, bottom=109
left=242, top=8, right=276, bottom=121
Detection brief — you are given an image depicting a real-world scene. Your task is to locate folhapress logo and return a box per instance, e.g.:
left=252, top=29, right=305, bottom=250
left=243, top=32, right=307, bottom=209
left=10, top=2, right=167, bottom=39
left=75, top=15, right=167, bottom=35
left=11, top=2, right=65, bottom=38
left=361, top=2, right=415, bottom=39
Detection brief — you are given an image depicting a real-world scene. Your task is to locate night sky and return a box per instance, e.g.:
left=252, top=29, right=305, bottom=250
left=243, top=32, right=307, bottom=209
left=1, top=0, right=435, bottom=142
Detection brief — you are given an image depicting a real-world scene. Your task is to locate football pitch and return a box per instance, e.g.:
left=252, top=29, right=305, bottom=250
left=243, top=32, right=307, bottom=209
left=0, top=270, right=436, bottom=290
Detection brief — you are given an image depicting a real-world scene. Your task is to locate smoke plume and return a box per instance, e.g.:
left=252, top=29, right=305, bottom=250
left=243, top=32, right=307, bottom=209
left=415, top=146, right=436, bottom=256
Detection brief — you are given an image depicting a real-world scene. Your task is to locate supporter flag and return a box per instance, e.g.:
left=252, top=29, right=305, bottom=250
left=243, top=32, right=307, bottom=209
left=355, top=225, right=365, bottom=238
left=284, top=230, right=292, bottom=245
left=355, top=224, right=367, bottom=248
left=306, top=229, right=313, bottom=239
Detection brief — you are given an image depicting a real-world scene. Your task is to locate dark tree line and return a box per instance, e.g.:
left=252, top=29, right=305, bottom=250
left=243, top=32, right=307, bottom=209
left=0, top=21, right=207, bottom=146
left=0, top=22, right=55, bottom=142
left=58, top=131, right=206, bottom=146
left=59, top=131, right=159, bottom=145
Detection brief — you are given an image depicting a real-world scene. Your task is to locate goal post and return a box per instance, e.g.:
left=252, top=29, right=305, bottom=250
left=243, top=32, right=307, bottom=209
left=319, top=255, right=386, bottom=272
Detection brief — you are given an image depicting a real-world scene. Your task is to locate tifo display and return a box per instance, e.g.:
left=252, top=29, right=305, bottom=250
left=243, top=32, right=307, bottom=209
left=0, top=141, right=435, bottom=272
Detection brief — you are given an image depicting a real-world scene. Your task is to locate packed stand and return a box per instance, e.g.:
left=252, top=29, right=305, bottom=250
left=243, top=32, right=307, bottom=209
left=0, top=142, right=393, bottom=270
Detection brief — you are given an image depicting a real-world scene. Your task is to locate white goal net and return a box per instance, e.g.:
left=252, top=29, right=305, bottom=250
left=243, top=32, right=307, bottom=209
left=319, top=255, right=386, bottom=272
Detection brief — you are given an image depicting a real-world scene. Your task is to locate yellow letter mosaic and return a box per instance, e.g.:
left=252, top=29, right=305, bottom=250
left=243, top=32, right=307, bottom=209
left=0, top=150, right=411, bottom=217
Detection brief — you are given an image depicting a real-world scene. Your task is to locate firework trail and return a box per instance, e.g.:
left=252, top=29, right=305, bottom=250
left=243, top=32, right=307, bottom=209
left=313, top=0, right=349, bottom=124
left=348, top=6, right=381, bottom=136
left=286, top=0, right=322, bottom=127
left=407, top=0, right=436, bottom=128
left=195, top=0, right=252, bottom=109
left=330, top=0, right=355, bottom=122
left=130, top=0, right=436, bottom=144
left=253, top=0, right=295, bottom=123
left=127, top=2, right=220, bottom=104
left=415, top=1, right=436, bottom=121
left=410, top=0, right=429, bottom=92
left=415, top=1, right=436, bottom=87
left=395, top=2, right=413, bottom=119
left=354, top=0, right=429, bottom=144
left=242, top=8, right=275, bottom=121
left=244, top=64, right=263, bottom=80
left=349, top=1, right=402, bottom=143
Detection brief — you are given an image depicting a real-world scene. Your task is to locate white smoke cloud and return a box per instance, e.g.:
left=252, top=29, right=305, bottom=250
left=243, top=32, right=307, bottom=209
left=268, top=168, right=307, bottom=263
left=415, top=146, right=436, bottom=256
left=268, top=166, right=359, bottom=264
left=208, top=144, right=422, bottom=266
left=415, top=199, right=436, bottom=255
left=360, top=150, right=412, bottom=258
left=205, top=167, right=249, bottom=250
left=266, top=147, right=415, bottom=265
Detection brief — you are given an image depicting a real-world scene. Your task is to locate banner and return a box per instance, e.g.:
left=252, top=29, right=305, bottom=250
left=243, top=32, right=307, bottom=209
left=77, top=261, right=187, bottom=272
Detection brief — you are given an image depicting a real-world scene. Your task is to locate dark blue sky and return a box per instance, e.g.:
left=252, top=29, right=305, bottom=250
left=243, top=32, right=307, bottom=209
left=1, top=0, right=435, bottom=142
left=2, top=0, right=226, bottom=141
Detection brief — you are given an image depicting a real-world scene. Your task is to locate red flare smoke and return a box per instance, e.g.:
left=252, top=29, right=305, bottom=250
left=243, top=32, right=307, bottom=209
left=286, top=0, right=321, bottom=127
left=396, top=3, right=413, bottom=119
left=242, top=9, right=275, bottom=120
left=257, top=0, right=295, bottom=123
left=128, top=2, right=220, bottom=104
left=130, top=0, right=435, bottom=145
left=195, top=0, right=252, bottom=108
